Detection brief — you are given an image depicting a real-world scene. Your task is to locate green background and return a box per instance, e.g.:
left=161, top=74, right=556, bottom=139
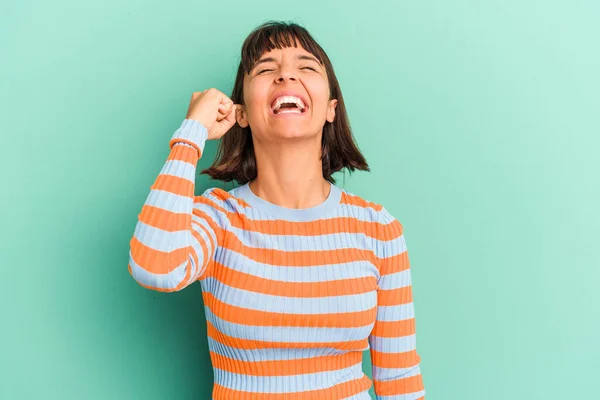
left=2, top=0, right=599, bottom=399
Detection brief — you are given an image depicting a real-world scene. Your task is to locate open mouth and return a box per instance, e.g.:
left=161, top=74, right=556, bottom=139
left=270, top=95, right=308, bottom=115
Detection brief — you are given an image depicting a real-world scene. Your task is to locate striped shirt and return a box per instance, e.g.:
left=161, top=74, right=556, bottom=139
left=128, top=118, right=426, bottom=399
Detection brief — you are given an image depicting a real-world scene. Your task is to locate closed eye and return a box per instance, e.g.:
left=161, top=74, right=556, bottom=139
left=258, top=66, right=317, bottom=74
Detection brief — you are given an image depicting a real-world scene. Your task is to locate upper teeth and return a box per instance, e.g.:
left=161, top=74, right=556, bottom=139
left=272, top=96, right=306, bottom=112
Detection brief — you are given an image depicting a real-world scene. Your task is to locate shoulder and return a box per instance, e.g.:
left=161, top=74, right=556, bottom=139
left=194, top=186, right=243, bottom=215
left=377, top=206, right=404, bottom=235
left=340, top=187, right=403, bottom=233
left=339, top=187, right=380, bottom=222
left=190, top=187, right=239, bottom=231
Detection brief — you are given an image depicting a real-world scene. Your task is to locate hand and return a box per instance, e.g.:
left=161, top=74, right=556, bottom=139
left=185, top=88, right=241, bottom=140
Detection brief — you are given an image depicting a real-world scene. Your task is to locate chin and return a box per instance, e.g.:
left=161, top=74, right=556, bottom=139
left=264, top=125, right=318, bottom=140
left=275, top=128, right=308, bottom=139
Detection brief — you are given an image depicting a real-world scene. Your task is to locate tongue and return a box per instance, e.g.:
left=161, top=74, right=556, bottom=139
left=275, top=102, right=301, bottom=114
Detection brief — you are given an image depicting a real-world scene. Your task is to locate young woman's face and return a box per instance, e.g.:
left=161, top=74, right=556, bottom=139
left=236, top=45, right=338, bottom=140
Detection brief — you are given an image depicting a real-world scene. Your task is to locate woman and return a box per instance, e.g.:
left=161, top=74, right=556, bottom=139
left=128, top=20, right=426, bottom=400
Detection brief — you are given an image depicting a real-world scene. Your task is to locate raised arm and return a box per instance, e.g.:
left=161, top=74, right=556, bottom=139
left=128, top=119, right=222, bottom=292
left=369, top=207, right=426, bottom=399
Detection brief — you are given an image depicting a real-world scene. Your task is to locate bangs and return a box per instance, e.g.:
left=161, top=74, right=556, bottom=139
left=200, top=20, right=370, bottom=184
left=240, top=22, right=326, bottom=74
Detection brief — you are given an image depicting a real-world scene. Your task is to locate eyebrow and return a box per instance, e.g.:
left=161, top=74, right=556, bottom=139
left=252, top=54, right=322, bottom=70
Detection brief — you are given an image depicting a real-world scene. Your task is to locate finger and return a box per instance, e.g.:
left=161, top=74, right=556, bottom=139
left=216, top=109, right=227, bottom=122
left=217, top=103, right=232, bottom=119
left=226, top=104, right=238, bottom=124
left=218, top=101, right=232, bottom=114
left=218, top=104, right=238, bottom=127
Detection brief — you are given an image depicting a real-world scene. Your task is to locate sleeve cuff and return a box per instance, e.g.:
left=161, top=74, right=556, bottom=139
left=169, top=119, right=209, bottom=157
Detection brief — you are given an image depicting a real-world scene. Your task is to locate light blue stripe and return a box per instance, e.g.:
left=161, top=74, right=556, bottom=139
left=234, top=181, right=343, bottom=222
left=378, top=269, right=412, bottom=290
left=378, top=389, right=426, bottom=400
left=378, top=234, right=407, bottom=257
left=204, top=193, right=404, bottom=258
left=376, top=303, right=415, bottom=321
left=231, top=187, right=378, bottom=220
left=170, top=118, right=209, bottom=155
left=191, top=210, right=220, bottom=239
left=369, top=334, right=416, bottom=353
left=229, top=200, right=383, bottom=224
left=145, top=189, right=193, bottom=213
left=159, top=159, right=196, bottom=180
left=128, top=250, right=189, bottom=290
left=134, top=220, right=191, bottom=252
left=372, top=364, right=421, bottom=382
left=377, top=207, right=397, bottom=225
left=343, top=390, right=373, bottom=400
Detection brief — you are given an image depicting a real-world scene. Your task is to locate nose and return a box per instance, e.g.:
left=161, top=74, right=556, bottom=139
left=275, top=66, right=297, bottom=83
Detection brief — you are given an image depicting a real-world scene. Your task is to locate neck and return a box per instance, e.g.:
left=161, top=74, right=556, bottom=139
left=250, top=136, right=330, bottom=209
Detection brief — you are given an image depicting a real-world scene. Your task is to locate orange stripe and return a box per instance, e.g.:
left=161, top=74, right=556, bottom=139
left=210, top=349, right=361, bottom=375
left=374, top=373, right=425, bottom=396
left=379, top=217, right=403, bottom=238
left=340, top=191, right=384, bottom=211
left=194, top=195, right=224, bottom=211
left=370, top=318, right=416, bottom=338
left=170, top=139, right=203, bottom=158
left=169, top=140, right=201, bottom=161
left=195, top=191, right=392, bottom=240
left=204, top=187, right=384, bottom=214
left=205, top=320, right=368, bottom=352
left=371, top=349, right=421, bottom=369
left=150, top=173, right=194, bottom=197
left=139, top=204, right=190, bottom=232
left=129, top=235, right=191, bottom=275
left=212, top=375, right=372, bottom=400
left=193, top=208, right=223, bottom=236
left=203, top=292, right=377, bottom=328
left=132, top=211, right=392, bottom=272
left=200, top=187, right=247, bottom=206
left=378, top=285, right=413, bottom=306
left=379, top=250, right=410, bottom=276
left=133, top=209, right=400, bottom=275
left=213, top=260, right=379, bottom=297
left=215, top=228, right=378, bottom=267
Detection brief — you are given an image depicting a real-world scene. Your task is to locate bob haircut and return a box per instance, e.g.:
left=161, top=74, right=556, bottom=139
left=200, top=20, right=370, bottom=186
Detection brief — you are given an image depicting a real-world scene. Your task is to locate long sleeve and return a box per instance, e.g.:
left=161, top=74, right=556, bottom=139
left=369, top=207, right=426, bottom=399
left=128, top=119, right=223, bottom=292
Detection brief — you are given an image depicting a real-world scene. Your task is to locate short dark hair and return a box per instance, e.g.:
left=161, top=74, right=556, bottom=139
left=200, top=20, right=370, bottom=185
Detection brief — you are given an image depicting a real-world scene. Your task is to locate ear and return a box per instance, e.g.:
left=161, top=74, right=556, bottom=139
left=326, top=99, right=338, bottom=123
left=236, top=104, right=249, bottom=128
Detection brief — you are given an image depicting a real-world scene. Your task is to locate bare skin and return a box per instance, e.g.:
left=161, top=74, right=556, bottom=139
left=186, top=45, right=338, bottom=210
